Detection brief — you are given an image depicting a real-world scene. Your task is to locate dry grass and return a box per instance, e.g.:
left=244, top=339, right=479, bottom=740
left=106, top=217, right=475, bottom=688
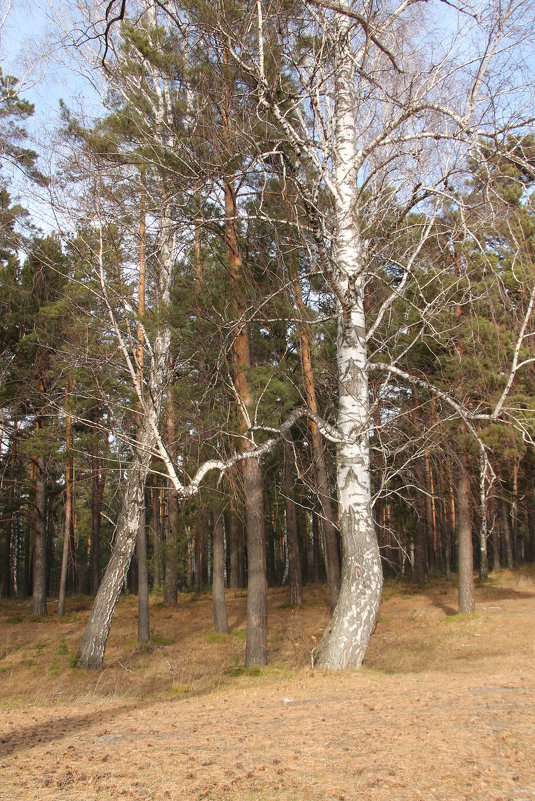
left=1, top=569, right=534, bottom=800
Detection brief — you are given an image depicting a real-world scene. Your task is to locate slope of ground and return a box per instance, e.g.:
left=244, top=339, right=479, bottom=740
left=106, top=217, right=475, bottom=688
left=0, top=569, right=534, bottom=800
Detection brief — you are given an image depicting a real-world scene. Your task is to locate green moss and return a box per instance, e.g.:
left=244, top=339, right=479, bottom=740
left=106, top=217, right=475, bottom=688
left=205, top=631, right=230, bottom=643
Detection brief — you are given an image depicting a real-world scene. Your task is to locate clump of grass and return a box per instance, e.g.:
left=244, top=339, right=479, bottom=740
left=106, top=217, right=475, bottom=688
left=231, top=629, right=247, bottom=642
left=34, top=639, right=45, bottom=655
left=151, top=632, right=175, bottom=646
left=205, top=631, right=230, bottom=644
left=56, top=635, right=69, bottom=655
left=170, top=682, right=191, bottom=696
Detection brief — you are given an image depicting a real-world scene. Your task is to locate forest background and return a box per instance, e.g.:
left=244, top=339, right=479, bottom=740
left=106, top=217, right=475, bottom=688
left=1, top=0, right=535, bottom=675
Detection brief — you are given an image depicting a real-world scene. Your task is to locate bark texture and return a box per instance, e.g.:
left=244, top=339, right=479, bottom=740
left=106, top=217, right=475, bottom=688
left=212, top=504, right=229, bottom=633
left=292, top=262, right=339, bottom=610
left=282, top=449, right=303, bottom=608
left=457, top=451, right=475, bottom=614
left=315, top=13, right=382, bottom=667
left=223, top=55, right=268, bottom=665
left=32, top=454, right=47, bottom=616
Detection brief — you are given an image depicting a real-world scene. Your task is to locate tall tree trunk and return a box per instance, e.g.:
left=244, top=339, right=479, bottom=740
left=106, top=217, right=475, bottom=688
left=79, top=416, right=155, bottom=667
left=411, top=392, right=427, bottom=585
left=228, top=490, right=241, bottom=589
left=2, top=430, right=16, bottom=597
left=512, top=458, right=519, bottom=561
left=152, top=475, right=160, bottom=587
left=223, top=49, right=267, bottom=665
left=212, top=502, right=229, bottom=633
left=456, top=451, right=475, bottom=614
left=91, top=406, right=103, bottom=595
left=59, top=383, right=73, bottom=616
left=243, top=457, right=267, bottom=665
left=194, top=506, right=207, bottom=592
left=136, top=168, right=150, bottom=643
left=164, top=400, right=179, bottom=605
left=500, top=496, right=514, bottom=569
left=479, top=453, right=489, bottom=580
left=292, top=260, right=340, bottom=611
left=79, top=184, right=174, bottom=667
left=282, top=447, right=303, bottom=608
left=316, top=15, right=382, bottom=667
left=312, top=508, right=321, bottom=583
left=32, top=454, right=47, bottom=616
left=137, top=504, right=150, bottom=644
left=22, top=459, right=35, bottom=598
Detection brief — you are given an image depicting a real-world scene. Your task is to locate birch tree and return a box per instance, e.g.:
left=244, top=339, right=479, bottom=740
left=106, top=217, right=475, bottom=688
left=220, top=0, right=535, bottom=667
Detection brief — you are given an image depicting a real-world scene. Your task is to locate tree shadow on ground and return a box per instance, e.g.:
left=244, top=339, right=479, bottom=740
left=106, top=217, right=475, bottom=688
left=0, top=700, right=150, bottom=757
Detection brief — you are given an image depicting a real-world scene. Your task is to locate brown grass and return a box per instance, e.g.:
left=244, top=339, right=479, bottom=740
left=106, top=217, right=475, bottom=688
left=1, top=569, right=534, bottom=800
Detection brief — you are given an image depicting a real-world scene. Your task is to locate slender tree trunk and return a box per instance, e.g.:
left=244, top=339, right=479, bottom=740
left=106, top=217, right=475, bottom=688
left=456, top=450, right=475, bottom=614
left=2, top=431, right=16, bottom=597
left=59, top=383, right=73, bottom=616
left=228, top=491, right=241, bottom=589
left=91, top=406, right=103, bottom=595
left=312, top=509, right=321, bottom=583
left=194, top=506, right=207, bottom=592
left=244, top=457, right=267, bottom=665
left=79, top=186, right=174, bottom=667
left=316, top=15, right=382, bottom=667
left=23, top=460, right=35, bottom=598
left=512, top=458, right=519, bottom=561
left=152, top=475, right=160, bottom=587
left=137, top=503, right=150, bottom=643
left=500, top=497, right=514, bottom=569
left=164, top=400, right=179, bottom=605
left=32, top=454, right=47, bottom=616
left=223, top=50, right=267, bottom=665
left=479, top=453, right=489, bottom=580
left=282, top=448, right=303, bottom=607
left=79, top=416, right=155, bottom=667
left=212, top=502, right=229, bottom=633
left=136, top=168, right=150, bottom=643
left=411, top=392, right=427, bottom=585
left=292, top=260, right=340, bottom=611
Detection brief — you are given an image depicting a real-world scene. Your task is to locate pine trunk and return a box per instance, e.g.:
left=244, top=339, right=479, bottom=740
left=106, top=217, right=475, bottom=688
left=456, top=451, right=475, bottom=614
left=2, top=434, right=16, bottom=597
left=212, top=504, right=229, bottom=633
left=58, top=385, right=73, bottom=617
left=90, top=407, right=103, bottom=595
left=244, top=457, right=268, bottom=666
left=282, top=450, right=303, bottom=608
left=292, top=260, right=340, bottom=610
left=223, top=54, right=267, bottom=664
left=32, top=454, right=47, bottom=616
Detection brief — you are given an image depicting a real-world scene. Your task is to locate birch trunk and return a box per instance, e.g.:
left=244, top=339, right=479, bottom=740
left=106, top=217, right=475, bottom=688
left=316, top=14, right=382, bottom=667
left=78, top=208, right=174, bottom=668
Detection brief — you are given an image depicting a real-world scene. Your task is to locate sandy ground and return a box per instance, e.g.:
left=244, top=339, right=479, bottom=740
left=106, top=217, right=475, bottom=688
left=0, top=572, right=534, bottom=801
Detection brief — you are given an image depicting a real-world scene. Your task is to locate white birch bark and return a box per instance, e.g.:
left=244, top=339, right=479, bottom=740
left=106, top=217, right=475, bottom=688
left=315, top=10, right=382, bottom=668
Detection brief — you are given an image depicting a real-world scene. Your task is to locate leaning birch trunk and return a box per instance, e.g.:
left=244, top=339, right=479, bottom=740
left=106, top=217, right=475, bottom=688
left=315, top=11, right=382, bottom=668
left=79, top=214, right=174, bottom=668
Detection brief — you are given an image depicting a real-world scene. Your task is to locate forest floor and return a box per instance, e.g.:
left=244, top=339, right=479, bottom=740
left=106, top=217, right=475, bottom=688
left=0, top=569, right=534, bottom=801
